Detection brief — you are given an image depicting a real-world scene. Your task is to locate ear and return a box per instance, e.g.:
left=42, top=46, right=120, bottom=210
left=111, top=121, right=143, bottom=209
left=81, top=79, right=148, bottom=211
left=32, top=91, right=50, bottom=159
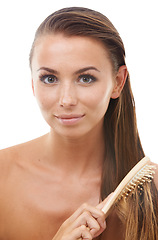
left=32, top=79, right=35, bottom=96
left=111, top=65, right=128, bottom=99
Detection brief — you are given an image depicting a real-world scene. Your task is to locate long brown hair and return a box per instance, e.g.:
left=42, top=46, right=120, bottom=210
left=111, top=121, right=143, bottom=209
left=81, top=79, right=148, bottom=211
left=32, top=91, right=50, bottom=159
left=29, top=7, right=158, bottom=239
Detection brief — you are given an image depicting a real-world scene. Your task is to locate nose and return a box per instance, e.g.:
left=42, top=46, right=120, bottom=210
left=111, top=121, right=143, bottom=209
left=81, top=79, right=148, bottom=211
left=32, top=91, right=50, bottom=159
left=59, top=82, right=77, bottom=108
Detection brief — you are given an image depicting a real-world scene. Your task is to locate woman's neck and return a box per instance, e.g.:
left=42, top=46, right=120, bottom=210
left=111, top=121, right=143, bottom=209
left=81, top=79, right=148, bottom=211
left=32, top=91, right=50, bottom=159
left=45, top=127, right=105, bottom=177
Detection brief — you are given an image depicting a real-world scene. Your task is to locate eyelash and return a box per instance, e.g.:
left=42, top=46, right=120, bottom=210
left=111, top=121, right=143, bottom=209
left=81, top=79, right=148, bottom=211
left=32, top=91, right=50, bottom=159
left=39, top=74, right=57, bottom=84
left=39, top=74, right=97, bottom=85
left=78, top=74, right=97, bottom=84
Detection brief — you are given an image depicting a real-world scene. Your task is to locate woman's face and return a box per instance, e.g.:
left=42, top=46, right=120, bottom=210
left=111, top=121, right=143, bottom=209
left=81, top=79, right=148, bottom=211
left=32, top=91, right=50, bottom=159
left=31, top=34, right=119, bottom=138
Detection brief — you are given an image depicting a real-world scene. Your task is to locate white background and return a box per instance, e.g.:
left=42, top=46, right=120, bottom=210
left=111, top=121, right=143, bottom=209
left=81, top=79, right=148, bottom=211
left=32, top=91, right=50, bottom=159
left=0, top=0, right=157, bottom=163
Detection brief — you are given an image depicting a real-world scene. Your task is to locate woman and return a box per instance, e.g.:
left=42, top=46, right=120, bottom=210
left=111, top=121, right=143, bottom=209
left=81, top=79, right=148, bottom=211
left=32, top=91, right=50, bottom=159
left=0, top=7, right=158, bottom=240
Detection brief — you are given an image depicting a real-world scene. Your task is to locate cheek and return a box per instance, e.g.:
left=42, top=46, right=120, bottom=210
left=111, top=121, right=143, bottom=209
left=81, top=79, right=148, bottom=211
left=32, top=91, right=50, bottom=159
left=34, top=87, right=56, bottom=111
left=83, top=84, right=113, bottom=114
left=95, top=93, right=111, bottom=117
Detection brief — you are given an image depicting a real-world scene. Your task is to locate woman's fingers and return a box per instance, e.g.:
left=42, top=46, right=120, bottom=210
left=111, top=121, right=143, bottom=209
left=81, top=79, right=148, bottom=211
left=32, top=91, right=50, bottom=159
left=53, top=197, right=115, bottom=240
left=54, top=224, right=92, bottom=240
left=72, top=225, right=92, bottom=240
left=68, top=203, right=106, bottom=232
left=68, top=202, right=106, bottom=227
left=72, top=210, right=101, bottom=237
left=64, top=203, right=106, bottom=238
left=96, top=192, right=114, bottom=211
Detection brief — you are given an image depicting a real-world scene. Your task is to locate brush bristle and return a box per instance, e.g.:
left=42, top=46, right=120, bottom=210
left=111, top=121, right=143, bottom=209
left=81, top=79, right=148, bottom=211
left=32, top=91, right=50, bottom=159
left=119, top=164, right=156, bottom=201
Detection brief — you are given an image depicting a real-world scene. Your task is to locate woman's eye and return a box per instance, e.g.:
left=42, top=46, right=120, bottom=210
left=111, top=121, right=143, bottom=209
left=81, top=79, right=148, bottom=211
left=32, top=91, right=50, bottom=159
left=40, top=75, right=58, bottom=84
left=79, top=75, right=96, bottom=84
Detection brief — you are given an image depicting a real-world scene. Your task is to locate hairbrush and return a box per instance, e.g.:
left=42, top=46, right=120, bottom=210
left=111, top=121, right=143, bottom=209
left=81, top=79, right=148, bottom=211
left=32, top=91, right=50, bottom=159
left=102, top=156, right=156, bottom=218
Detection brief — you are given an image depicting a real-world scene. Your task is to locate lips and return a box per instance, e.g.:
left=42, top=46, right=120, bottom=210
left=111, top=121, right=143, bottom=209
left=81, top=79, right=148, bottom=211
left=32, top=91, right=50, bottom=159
left=55, top=114, right=85, bottom=125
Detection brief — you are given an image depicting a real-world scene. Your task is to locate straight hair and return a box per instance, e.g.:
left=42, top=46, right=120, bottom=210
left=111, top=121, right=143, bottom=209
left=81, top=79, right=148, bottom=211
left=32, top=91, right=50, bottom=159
left=30, top=7, right=158, bottom=239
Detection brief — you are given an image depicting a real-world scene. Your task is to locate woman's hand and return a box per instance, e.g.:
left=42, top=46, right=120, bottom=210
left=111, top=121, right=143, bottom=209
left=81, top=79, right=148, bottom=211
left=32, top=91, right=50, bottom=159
left=53, top=194, right=113, bottom=240
left=53, top=203, right=105, bottom=240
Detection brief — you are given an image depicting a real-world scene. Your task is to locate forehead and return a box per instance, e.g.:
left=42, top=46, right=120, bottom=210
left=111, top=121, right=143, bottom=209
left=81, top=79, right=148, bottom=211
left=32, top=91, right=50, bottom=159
left=32, top=33, right=112, bottom=71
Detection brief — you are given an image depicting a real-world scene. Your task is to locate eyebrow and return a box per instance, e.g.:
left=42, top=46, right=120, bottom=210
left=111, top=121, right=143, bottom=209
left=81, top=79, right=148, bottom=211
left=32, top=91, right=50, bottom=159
left=37, top=66, right=100, bottom=74
left=37, top=67, right=58, bottom=74
left=74, top=66, right=100, bottom=74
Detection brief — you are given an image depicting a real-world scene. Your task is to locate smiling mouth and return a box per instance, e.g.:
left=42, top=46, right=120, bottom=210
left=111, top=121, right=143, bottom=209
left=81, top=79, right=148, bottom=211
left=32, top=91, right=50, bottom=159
left=55, top=114, right=85, bottom=125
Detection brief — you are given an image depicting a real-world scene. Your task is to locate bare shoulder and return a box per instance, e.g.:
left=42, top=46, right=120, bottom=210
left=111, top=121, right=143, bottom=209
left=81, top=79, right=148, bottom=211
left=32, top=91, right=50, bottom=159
left=0, top=145, right=17, bottom=173
left=0, top=134, right=48, bottom=174
left=0, top=145, right=21, bottom=186
left=0, top=140, right=33, bottom=164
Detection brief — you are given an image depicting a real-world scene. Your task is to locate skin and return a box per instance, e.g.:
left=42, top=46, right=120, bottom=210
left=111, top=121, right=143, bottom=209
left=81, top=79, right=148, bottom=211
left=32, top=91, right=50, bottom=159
left=0, top=34, right=157, bottom=240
